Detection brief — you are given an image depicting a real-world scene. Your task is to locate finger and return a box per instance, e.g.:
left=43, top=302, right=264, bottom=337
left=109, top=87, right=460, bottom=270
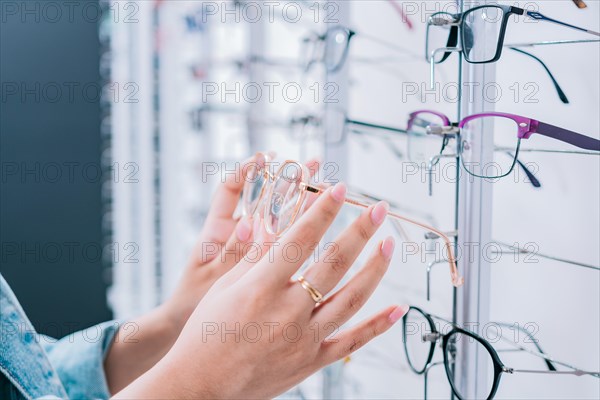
left=317, top=304, right=409, bottom=366
left=297, top=202, right=389, bottom=302
left=304, top=182, right=330, bottom=211
left=205, top=153, right=266, bottom=226
left=226, top=216, right=277, bottom=281
left=303, top=158, right=322, bottom=210
left=252, top=214, right=277, bottom=244
left=254, top=182, right=347, bottom=282
left=207, top=216, right=254, bottom=273
left=305, top=158, right=320, bottom=178
left=311, top=237, right=395, bottom=327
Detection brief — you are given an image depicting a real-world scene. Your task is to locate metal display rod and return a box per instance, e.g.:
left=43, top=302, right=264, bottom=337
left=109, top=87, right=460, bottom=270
left=454, top=0, right=495, bottom=397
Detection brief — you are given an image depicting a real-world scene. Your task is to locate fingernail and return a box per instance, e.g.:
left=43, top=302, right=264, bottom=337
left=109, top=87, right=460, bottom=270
left=388, top=304, right=410, bottom=324
left=370, top=201, right=389, bottom=226
left=236, top=217, right=252, bottom=242
left=330, top=182, right=347, bottom=203
left=380, top=237, right=395, bottom=261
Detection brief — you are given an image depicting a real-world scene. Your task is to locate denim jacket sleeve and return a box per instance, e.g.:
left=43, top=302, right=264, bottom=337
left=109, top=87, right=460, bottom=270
left=1, top=273, right=119, bottom=400
left=40, top=320, right=120, bottom=400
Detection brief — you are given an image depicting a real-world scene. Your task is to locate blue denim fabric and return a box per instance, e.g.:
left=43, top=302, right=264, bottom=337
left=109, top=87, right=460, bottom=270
left=1, top=274, right=119, bottom=399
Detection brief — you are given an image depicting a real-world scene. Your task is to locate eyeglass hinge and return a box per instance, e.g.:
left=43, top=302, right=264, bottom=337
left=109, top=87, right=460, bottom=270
left=424, top=230, right=458, bottom=240
left=302, top=184, right=320, bottom=194
left=426, top=125, right=458, bottom=137
left=502, top=366, right=515, bottom=374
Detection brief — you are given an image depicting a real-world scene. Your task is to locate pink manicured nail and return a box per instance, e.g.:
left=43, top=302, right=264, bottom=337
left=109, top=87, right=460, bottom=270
left=388, top=305, right=410, bottom=324
left=380, top=237, right=395, bottom=261
left=236, top=217, right=252, bottom=242
left=370, top=201, right=389, bottom=226
left=330, top=183, right=347, bottom=203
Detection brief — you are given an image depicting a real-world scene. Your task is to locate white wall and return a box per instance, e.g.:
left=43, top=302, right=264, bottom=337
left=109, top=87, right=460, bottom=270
left=334, top=1, right=599, bottom=399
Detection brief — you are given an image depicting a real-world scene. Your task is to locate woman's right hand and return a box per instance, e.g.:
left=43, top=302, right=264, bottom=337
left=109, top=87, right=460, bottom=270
left=113, top=182, right=408, bottom=399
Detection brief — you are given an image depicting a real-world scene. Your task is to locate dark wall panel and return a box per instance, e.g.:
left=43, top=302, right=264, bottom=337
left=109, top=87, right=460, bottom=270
left=0, top=0, right=112, bottom=337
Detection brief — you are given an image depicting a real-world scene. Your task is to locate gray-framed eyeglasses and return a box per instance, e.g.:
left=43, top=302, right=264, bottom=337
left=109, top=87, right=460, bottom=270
left=301, top=25, right=420, bottom=73
left=289, top=109, right=407, bottom=147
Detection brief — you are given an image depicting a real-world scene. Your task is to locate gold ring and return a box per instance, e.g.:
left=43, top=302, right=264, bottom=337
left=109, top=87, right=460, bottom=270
left=297, top=276, right=324, bottom=304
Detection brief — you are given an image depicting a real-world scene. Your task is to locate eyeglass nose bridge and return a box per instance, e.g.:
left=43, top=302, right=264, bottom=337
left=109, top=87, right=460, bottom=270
left=428, top=16, right=460, bottom=27
left=429, top=47, right=462, bottom=89
left=426, top=125, right=459, bottom=137
left=422, top=332, right=441, bottom=343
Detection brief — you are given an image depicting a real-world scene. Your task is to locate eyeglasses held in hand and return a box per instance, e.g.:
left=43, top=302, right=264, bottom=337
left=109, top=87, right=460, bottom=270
left=301, top=25, right=419, bottom=73
left=403, top=306, right=600, bottom=400
left=241, top=153, right=463, bottom=287
left=408, top=110, right=600, bottom=181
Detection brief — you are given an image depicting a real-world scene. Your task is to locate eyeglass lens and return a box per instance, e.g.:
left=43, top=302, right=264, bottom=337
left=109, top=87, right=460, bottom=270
left=462, top=6, right=506, bottom=63
left=324, top=27, right=352, bottom=72
left=264, top=162, right=306, bottom=236
left=402, top=308, right=435, bottom=374
left=460, top=116, right=521, bottom=179
left=242, top=155, right=269, bottom=216
left=445, top=331, right=497, bottom=400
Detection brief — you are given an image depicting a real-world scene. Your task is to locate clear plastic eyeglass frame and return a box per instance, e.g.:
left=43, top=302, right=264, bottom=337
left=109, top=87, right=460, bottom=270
left=241, top=153, right=464, bottom=287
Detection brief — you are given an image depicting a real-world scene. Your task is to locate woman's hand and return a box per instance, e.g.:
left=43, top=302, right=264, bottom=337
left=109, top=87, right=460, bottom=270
left=113, top=183, right=408, bottom=399
left=164, top=155, right=321, bottom=329
left=105, top=155, right=320, bottom=394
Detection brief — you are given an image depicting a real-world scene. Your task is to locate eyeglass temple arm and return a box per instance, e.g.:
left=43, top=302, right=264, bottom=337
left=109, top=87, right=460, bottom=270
left=497, top=334, right=595, bottom=375
left=526, top=11, right=600, bottom=37
left=493, top=322, right=555, bottom=370
left=346, top=119, right=408, bottom=135
left=304, top=185, right=463, bottom=287
left=531, top=122, right=600, bottom=151
left=508, top=47, right=569, bottom=104
left=506, top=368, right=600, bottom=378
left=506, top=152, right=542, bottom=188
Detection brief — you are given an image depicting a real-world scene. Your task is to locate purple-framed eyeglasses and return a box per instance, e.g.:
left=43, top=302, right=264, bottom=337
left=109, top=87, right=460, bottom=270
left=407, top=110, right=600, bottom=182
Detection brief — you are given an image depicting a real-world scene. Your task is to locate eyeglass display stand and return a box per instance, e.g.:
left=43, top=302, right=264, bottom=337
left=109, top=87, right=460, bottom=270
left=453, top=0, right=497, bottom=398
left=321, top=3, right=351, bottom=399
left=317, top=0, right=497, bottom=398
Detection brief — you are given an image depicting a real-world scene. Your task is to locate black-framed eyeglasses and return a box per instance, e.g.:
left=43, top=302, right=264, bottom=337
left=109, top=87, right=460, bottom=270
left=426, top=5, right=599, bottom=101
left=403, top=306, right=600, bottom=400
left=427, top=4, right=600, bottom=65
left=302, top=25, right=419, bottom=73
